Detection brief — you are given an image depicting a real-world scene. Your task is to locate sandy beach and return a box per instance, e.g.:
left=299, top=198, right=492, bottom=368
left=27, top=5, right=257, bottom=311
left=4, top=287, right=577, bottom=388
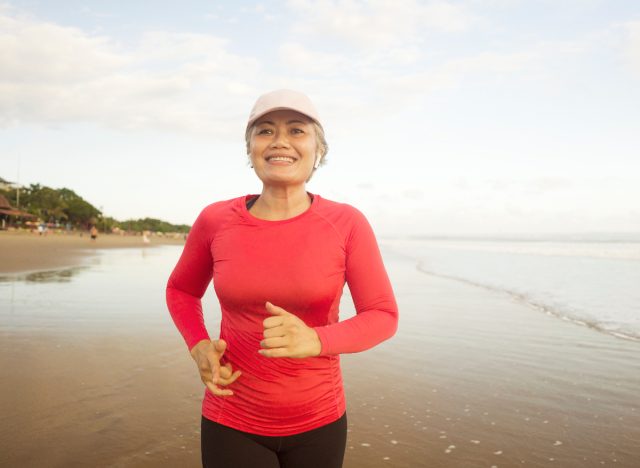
left=1, top=243, right=639, bottom=467
left=0, top=231, right=185, bottom=274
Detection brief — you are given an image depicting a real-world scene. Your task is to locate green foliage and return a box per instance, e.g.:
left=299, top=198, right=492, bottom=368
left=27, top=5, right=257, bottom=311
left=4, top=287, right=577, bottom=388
left=1, top=182, right=189, bottom=233
left=100, top=216, right=121, bottom=232
left=58, top=188, right=101, bottom=225
left=119, top=217, right=190, bottom=234
left=13, top=183, right=100, bottom=226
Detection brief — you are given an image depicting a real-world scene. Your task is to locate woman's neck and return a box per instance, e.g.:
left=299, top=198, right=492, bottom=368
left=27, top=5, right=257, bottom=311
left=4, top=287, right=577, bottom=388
left=249, top=185, right=312, bottom=221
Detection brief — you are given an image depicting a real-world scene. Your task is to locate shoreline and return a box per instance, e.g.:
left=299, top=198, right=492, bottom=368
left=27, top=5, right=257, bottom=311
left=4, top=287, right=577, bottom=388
left=0, top=230, right=185, bottom=275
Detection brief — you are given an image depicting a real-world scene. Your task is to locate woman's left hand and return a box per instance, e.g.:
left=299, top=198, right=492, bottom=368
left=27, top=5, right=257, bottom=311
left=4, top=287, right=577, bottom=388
left=259, top=302, right=322, bottom=358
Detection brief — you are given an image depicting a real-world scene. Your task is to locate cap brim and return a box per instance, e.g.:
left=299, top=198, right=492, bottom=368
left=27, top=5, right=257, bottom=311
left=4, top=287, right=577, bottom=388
left=247, top=107, right=321, bottom=131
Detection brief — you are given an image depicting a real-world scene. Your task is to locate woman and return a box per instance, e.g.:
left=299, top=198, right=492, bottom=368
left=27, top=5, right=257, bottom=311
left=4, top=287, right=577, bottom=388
left=166, top=89, right=398, bottom=468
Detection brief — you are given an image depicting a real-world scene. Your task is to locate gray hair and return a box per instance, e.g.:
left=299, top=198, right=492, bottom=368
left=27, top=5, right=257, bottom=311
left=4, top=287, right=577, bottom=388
left=245, top=121, right=329, bottom=168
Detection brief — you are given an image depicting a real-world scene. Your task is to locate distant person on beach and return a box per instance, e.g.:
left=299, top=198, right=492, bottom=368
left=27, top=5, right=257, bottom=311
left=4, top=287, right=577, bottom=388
left=166, top=89, right=398, bottom=468
left=90, top=226, right=98, bottom=241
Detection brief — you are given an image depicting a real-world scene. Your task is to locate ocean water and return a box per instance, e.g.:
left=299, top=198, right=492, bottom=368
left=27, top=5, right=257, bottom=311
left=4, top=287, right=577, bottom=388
left=2, top=238, right=639, bottom=343
left=0, top=247, right=183, bottom=332
left=384, top=237, right=640, bottom=342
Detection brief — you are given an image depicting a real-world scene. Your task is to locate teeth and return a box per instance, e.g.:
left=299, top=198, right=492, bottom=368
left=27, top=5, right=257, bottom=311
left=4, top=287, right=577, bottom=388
left=269, top=157, right=295, bottom=162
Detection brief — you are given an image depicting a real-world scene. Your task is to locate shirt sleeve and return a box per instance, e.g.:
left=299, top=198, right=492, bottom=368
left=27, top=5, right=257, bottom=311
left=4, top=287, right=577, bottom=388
left=313, top=207, right=399, bottom=355
left=165, top=208, right=214, bottom=351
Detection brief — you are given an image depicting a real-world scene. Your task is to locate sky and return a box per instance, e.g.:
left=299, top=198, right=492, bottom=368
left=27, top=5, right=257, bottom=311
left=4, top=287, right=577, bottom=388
left=1, top=0, right=639, bottom=236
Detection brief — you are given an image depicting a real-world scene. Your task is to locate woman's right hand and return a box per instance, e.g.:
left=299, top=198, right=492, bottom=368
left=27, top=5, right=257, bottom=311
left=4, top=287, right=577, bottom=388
left=190, top=339, right=241, bottom=396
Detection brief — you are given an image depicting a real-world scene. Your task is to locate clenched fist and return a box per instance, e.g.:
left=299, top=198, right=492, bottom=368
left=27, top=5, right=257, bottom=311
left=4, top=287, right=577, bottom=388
left=259, top=302, right=322, bottom=358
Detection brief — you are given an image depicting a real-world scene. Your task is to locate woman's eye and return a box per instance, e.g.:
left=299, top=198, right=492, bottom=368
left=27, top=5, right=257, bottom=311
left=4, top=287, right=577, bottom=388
left=257, top=128, right=272, bottom=135
left=291, top=128, right=304, bottom=134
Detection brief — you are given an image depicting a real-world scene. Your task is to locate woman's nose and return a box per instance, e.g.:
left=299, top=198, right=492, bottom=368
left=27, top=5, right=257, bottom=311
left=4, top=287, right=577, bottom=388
left=270, top=130, right=290, bottom=148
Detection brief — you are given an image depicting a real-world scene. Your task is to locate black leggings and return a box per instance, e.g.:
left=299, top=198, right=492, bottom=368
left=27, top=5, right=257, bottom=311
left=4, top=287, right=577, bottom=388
left=201, top=412, right=347, bottom=468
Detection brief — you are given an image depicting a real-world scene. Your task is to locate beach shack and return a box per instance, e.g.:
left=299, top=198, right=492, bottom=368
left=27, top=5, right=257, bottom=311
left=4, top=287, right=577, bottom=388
left=0, top=194, right=36, bottom=229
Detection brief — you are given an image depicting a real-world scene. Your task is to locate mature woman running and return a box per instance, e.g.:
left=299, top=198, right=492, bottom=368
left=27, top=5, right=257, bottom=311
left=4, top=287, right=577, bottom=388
left=166, top=89, right=398, bottom=468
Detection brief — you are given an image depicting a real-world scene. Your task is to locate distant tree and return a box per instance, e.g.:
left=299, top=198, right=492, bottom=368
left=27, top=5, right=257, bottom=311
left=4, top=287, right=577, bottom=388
left=58, top=188, right=101, bottom=226
left=22, top=184, right=68, bottom=222
left=120, top=217, right=190, bottom=233
left=100, top=216, right=120, bottom=232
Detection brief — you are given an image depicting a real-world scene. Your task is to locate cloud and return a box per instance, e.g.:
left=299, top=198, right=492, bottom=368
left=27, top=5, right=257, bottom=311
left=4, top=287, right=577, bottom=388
left=0, top=8, right=261, bottom=135
left=0, top=9, right=128, bottom=84
left=278, top=43, right=350, bottom=76
left=267, top=36, right=542, bottom=132
left=371, top=49, right=537, bottom=96
left=0, top=1, right=616, bottom=143
left=278, top=0, right=598, bottom=117
left=287, top=0, right=477, bottom=49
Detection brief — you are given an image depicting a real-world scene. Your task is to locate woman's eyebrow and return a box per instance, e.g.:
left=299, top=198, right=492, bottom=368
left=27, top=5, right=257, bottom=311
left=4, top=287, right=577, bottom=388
left=286, top=119, right=307, bottom=125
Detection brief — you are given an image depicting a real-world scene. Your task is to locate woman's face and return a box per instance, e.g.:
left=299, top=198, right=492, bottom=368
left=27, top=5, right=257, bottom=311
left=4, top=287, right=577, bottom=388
left=248, top=109, right=318, bottom=187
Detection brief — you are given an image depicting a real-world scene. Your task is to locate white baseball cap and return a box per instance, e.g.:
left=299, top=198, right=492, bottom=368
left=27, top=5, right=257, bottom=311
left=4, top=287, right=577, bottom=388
left=246, top=89, right=322, bottom=131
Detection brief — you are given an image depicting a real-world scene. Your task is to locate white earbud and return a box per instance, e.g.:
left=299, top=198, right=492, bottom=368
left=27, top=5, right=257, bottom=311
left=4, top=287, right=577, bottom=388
left=314, top=157, right=320, bottom=169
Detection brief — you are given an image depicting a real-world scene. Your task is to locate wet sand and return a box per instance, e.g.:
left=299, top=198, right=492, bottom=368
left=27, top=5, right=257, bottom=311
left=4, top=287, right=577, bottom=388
left=1, top=249, right=639, bottom=467
left=0, top=231, right=185, bottom=274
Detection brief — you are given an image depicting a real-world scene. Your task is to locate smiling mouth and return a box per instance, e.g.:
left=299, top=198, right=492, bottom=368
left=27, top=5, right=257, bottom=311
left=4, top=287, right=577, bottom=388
left=266, top=156, right=297, bottom=163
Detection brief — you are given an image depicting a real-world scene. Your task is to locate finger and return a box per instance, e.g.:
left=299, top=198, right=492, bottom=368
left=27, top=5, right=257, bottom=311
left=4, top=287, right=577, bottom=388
left=263, top=316, right=285, bottom=329
left=206, top=355, right=221, bottom=384
left=258, top=347, right=291, bottom=358
left=201, top=363, right=237, bottom=394
left=217, top=369, right=242, bottom=386
left=263, top=325, right=286, bottom=338
left=214, top=339, right=227, bottom=354
left=260, top=336, right=288, bottom=349
left=229, top=369, right=241, bottom=384
left=200, top=371, right=229, bottom=393
left=218, top=365, right=232, bottom=380
left=262, top=317, right=284, bottom=328
left=265, top=301, right=289, bottom=316
left=213, top=361, right=241, bottom=383
left=204, top=380, right=234, bottom=396
left=216, top=363, right=240, bottom=383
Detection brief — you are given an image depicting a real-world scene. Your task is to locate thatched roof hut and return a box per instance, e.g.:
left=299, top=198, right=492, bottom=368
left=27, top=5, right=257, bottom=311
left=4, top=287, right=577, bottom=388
left=0, top=194, right=36, bottom=218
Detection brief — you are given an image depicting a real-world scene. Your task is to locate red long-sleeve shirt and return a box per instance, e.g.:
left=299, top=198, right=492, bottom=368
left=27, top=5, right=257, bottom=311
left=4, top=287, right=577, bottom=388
left=166, top=193, right=398, bottom=436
